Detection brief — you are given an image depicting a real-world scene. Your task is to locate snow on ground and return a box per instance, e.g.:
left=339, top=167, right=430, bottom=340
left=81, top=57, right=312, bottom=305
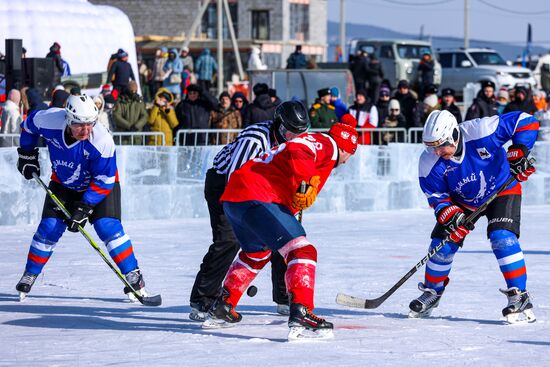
left=1, top=206, right=550, bottom=366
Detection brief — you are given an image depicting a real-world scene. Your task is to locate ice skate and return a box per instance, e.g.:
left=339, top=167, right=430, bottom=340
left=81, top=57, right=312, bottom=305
left=189, top=303, right=210, bottom=322
left=277, top=303, right=290, bottom=316
left=16, top=271, right=38, bottom=301
left=500, top=287, right=536, bottom=324
left=123, top=268, right=148, bottom=302
left=287, top=303, right=334, bottom=341
left=202, top=296, right=242, bottom=329
left=408, top=283, right=444, bottom=318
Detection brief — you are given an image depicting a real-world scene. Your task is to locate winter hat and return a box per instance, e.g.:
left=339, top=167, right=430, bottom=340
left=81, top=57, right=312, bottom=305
left=181, top=46, right=189, bottom=53
left=497, top=88, right=509, bottom=101
left=379, top=87, right=391, bottom=97
left=219, top=91, right=231, bottom=100
left=268, top=88, right=277, bottom=98
left=330, top=87, right=340, bottom=98
left=253, top=83, right=269, bottom=96
left=187, top=84, right=202, bottom=94
left=317, top=88, right=331, bottom=98
left=340, top=113, right=358, bottom=128
left=397, top=80, right=409, bottom=89
left=8, top=89, right=21, bottom=105
left=50, top=89, right=69, bottom=108
left=101, top=84, right=112, bottom=93
left=441, top=88, right=455, bottom=97
left=356, top=89, right=368, bottom=98
left=329, top=122, right=358, bottom=154
left=388, top=99, right=400, bottom=113
left=424, top=94, right=438, bottom=108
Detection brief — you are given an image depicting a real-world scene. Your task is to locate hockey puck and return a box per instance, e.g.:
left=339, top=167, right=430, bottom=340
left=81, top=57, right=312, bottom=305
left=247, top=285, right=258, bottom=297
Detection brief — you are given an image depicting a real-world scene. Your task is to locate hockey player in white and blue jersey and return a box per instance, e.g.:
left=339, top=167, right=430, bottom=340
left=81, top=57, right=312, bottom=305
left=15, top=95, right=150, bottom=301
left=409, top=109, right=538, bottom=324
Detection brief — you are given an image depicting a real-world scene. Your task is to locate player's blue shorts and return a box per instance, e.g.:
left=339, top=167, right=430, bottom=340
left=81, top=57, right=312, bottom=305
left=223, top=201, right=306, bottom=253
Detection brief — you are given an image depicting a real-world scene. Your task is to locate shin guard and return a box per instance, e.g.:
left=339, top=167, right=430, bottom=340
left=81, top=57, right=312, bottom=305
left=279, top=237, right=317, bottom=310
left=223, top=249, right=272, bottom=307
left=25, top=218, right=66, bottom=275
left=491, top=230, right=527, bottom=290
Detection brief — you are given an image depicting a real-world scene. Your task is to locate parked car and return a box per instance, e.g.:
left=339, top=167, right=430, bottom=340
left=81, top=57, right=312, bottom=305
left=348, top=38, right=442, bottom=89
left=438, top=48, right=536, bottom=96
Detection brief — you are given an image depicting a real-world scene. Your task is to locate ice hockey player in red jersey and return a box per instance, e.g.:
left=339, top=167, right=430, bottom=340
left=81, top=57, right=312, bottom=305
left=202, top=121, right=358, bottom=340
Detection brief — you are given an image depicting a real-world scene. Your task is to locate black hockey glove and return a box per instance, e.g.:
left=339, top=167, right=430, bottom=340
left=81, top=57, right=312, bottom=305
left=66, top=201, right=94, bottom=232
left=507, top=144, right=535, bottom=182
left=436, top=205, right=473, bottom=244
left=17, top=147, right=40, bottom=180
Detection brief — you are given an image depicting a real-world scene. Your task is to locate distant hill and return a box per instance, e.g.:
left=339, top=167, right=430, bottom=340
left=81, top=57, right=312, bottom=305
left=327, top=21, right=546, bottom=62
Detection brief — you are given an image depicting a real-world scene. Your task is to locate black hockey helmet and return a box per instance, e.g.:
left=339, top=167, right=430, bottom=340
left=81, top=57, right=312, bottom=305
left=273, top=100, right=310, bottom=140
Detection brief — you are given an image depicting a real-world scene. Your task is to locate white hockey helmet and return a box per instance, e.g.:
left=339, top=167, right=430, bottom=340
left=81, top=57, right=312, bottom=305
left=65, top=95, right=99, bottom=126
left=422, top=110, right=459, bottom=148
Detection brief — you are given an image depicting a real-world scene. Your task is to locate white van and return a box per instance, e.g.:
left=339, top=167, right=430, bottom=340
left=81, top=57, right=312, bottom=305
left=348, top=38, right=442, bottom=88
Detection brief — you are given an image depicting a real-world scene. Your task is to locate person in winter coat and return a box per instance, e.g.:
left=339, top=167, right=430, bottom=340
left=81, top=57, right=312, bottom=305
left=151, top=48, right=168, bottom=97
left=195, top=48, right=218, bottom=93
left=46, top=42, right=64, bottom=83
left=374, top=87, right=392, bottom=127
left=286, top=45, right=307, bottom=69
left=350, top=50, right=369, bottom=92
left=180, top=47, right=194, bottom=73
left=416, top=93, right=441, bottom=126
left=393, top=80, right=418, bottom=129
left=174, top=84, right=218, bottom=145
left=330, top=87, right=348, bottom=119
left=376, top=99, right=406, bottom=144
left=347, top=89, right=377, bottom=144
left=417, top=52, right=435, bottom=96
left=1, top=89, right=22, bottom=143
left=209, top=91, right=242, bottom=145
left=496, top=88, right=510, bottom=114
left=93, top=94, right=112, bottom=133
left=49, top=89, right=70, bottom=109
left=241, top=83, right=277, bottom=127
left=248, top=46, right=267, bottom=70
left=465, top=80, right=498, bottom=120
left=440, top=88, right=462, bottom=123
left=231, top=91, right=249, bottom=115
left=107, top=50, right=136, bottom=94
left=309, top=88, right=338, bottom=128
left=24, top=88, right=48, bottom=114
left=163, top=48, right=184, bottom=100
left=148, top=88, right=179, bottom=146
left=366, top=55, right=384, bottom=104
left=504, top=86, right=537, bottom=115
left=112, top=81, right=148, bottom=143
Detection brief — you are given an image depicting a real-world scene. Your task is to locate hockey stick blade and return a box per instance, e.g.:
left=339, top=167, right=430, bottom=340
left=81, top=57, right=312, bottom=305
left=138, top=293, right=162, bottom=307
left=336, top=293, right=380, bottom=309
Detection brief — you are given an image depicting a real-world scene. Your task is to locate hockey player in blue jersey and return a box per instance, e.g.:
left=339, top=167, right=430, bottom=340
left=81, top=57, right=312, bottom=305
left=15, top=95, right=150, bottom=301
left=409, top=109, right=538, bottom=323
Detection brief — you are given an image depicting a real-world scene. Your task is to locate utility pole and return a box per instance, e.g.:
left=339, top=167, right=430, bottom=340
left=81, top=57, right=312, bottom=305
left=464, top=0, right=469, bottom=48
left=340, top=0, right=345, bottom=62
left=217, top=0, right=224, bottom=94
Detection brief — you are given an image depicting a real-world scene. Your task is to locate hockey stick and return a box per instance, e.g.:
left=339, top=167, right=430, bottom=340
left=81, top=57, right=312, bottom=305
left=336, top=158, right=534, bottom=309
left=297, top=180, right=307, bottom=223
left=32, top=173, right=162, bottom=306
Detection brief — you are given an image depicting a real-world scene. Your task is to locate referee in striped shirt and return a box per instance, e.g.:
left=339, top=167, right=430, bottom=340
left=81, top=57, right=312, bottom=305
left=189, top=100, right=311, bottom=321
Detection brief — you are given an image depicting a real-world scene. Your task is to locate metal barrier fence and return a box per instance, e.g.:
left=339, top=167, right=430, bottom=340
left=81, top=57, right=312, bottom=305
left=0, top=134, right=19, bottom=147
left=408, top=128, right=424, bottom=144
left=112, top=132, right=166, bottom=146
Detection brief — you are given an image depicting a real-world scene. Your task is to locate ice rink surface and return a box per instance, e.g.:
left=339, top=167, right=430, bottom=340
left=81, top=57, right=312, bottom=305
left=1, top=206, right=549, bottom=366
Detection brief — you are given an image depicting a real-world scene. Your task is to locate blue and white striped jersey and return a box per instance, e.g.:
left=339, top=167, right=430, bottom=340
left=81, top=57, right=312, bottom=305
left=20, top=108, right=118, bottom=206
left=419, top=112, right=539, bottom=213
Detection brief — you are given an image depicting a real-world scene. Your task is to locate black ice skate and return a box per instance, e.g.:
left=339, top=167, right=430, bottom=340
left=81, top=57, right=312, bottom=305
left=408, top=283, right=444, bottom=318
left=287, top=303, right=334, bottom=340
left=202, top=296, right=242, bottom=329
left=16, top=271, right=38, bottom=301
left=500, top=287, right=536, bottom=324
left=189, top=302, right=210, bottom=322
left=123, top=268, right=148, bottom=302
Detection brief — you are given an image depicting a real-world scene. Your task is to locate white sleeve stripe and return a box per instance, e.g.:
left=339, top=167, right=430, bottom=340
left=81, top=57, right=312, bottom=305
left=427, top=261, right=452, bottom=272
left=95, top=175, right=116, bottom=184
left=106, top=234, right=131, bottom=252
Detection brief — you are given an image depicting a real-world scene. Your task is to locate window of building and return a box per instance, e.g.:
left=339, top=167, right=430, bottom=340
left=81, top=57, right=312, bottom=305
left=251, top=10, right=270, bottom=40
left=290, top=4, right=309, bottom=41
left=201, top=2, right=238, bottom=39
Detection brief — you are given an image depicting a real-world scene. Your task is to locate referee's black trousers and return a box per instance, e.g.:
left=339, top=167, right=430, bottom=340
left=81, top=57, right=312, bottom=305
left=189, top=168, right=289, bottom=311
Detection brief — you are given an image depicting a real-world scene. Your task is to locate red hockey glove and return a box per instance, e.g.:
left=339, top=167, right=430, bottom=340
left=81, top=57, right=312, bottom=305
left=436, top=205, right=471, bottom=244
left=292, top=176, right=321, bottom=211
left=507, top=144, right=535, bottom=182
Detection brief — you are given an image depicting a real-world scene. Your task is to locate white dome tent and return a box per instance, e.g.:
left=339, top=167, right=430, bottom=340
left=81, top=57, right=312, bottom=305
left=0, top=0, right=138, bottom=87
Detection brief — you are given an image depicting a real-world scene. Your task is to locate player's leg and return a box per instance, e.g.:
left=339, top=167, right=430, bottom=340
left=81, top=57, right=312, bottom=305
left=91, top=183, right=145, bottom=298
left=270, top=251, right=290, bottom=315
left=190, top=169, right=240, bottom=320
left=486, top=195, right=535, bottom=323
left=409, top=222, right=461, bottom=318
left=16, top=218, right=66, bottom=295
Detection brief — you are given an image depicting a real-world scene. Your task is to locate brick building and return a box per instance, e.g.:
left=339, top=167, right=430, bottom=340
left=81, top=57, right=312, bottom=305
left=90, top=0, right=327, bottom=71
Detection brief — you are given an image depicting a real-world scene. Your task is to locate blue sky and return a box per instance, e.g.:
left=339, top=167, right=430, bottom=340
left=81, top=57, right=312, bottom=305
left=327, top=0, right=550, bottom=47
